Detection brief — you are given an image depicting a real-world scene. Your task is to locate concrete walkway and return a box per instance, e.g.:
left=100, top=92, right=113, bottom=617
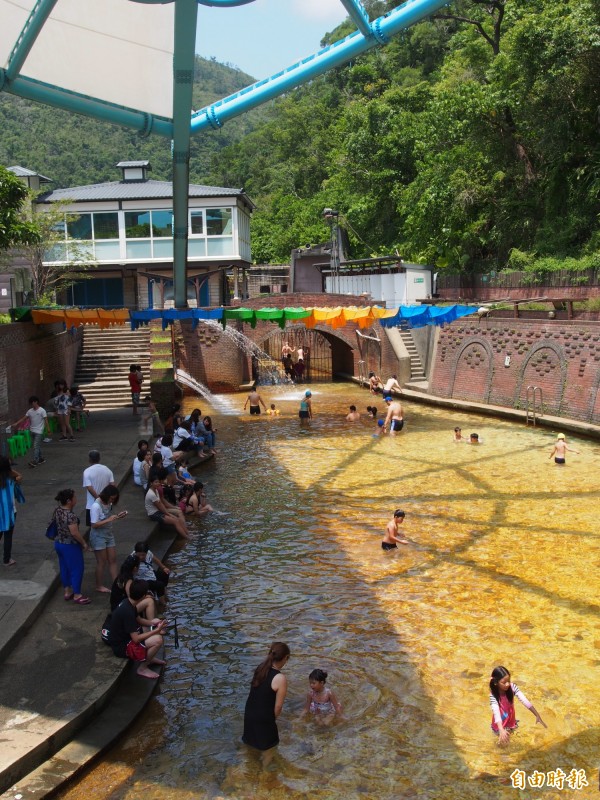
left=0, top=409, right=188, bottom=799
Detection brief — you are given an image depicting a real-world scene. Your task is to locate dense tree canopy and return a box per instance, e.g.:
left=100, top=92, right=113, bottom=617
left=0, top=166, right=39, bottom=250
left=210, top=0, right=600, bottom=271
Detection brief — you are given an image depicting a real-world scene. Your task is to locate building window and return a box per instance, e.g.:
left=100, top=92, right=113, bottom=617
left=66, top=213, right=92, bottom=240
left=93, top=213, right=119, bottom=239
left=152, top=210, right=174, bottom=238
left=206, top=208, right=232, bottom=236
left=260, top=285, right=270, bottom=294
left=190, top=211, right=204, bottom=235
left=125, top=211, right=152, bottom=238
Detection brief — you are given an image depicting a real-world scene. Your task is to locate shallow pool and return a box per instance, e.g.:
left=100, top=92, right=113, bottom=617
left=58, top=384, right=600, bottom=800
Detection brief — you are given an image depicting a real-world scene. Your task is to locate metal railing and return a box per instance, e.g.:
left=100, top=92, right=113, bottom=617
left=525, top=386, right=543, bottom=426
left=357, top=359, right=367, bottom=387
left=437, top=268, right=600, bottom=291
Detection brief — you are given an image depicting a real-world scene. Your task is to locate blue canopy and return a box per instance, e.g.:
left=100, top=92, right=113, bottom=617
left=378, top=305, right=478, bottom=329
left=130, top=307, right=224, bottom=331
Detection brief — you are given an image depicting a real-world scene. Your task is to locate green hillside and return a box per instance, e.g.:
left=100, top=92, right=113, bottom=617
left=0, top=56, right=265, bottom=188
left=207, top=0, right=600, bottom=271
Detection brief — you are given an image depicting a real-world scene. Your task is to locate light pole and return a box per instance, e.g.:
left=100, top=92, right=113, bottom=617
left=323, top=208, right=340, bottom=295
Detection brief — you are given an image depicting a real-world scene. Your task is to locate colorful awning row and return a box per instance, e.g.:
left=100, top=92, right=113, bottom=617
left=129, top=304, right=478, bottom=331
left=31, top=308, right=130, bottom=329
left=31, top=304, right=478, bottom=331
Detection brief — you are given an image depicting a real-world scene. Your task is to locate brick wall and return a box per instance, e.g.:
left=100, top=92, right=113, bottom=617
left=430, top=318, right=600, bottom=423
left=0, top=322, right=82, bottom=423
left=173, top=293, right=381, bottom=391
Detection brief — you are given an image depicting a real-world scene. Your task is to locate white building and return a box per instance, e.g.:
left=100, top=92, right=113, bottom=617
left=28, top=160, right=254, bottom=309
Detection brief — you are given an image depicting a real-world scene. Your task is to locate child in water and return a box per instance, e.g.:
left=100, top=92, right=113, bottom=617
left=301, top=669, right=343, bottom=726
left=489, top=666, right=546, bottom=747
left=381, top=509, right=409, bottom=549
left=267, top=403, right=280, bottom=416
left=549, top=433, right=579, bottom=465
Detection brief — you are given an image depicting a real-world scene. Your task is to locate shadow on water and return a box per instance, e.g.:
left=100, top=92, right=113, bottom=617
left=56, top=385, right=600, bottom=800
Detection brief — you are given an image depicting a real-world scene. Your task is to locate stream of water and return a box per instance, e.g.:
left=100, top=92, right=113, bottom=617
left=57, top=384, right=600, bottom=800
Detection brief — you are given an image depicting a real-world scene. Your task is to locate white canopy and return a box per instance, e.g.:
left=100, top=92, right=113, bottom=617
left=0, top=0, right=174, bottom=118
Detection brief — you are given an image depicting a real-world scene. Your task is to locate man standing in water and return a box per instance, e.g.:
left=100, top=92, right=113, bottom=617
left=383, top=396, right=404, bottom=434
left=244, top=385, right=267, bottom=415
left=382, top=509, right=410, bottom=550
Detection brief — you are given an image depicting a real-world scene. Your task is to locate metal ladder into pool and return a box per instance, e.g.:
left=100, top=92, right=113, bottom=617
left=357, top=359, right=367, bottom=387
left=525, top=385, right=544, bottom=426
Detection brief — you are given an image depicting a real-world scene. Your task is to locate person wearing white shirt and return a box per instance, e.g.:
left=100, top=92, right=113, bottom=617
left=82, top=450, right=115, bottom=527
left=11, top=395, right=50, bottom=468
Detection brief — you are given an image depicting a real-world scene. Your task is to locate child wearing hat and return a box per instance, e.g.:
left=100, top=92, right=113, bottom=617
left=549, top=433, right=579, bottom=465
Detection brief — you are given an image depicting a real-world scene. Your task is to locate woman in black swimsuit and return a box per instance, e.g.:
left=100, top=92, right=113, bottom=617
left=242, top=642, right=290, bottom=764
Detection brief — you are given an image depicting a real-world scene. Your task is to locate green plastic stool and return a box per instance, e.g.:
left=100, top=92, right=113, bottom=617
left=7, top=437, right=22, bottom=459
left=17, top=429, right=32, bottom=449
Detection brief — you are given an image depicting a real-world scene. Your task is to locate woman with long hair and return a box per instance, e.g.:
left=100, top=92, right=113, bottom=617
left=90, top=484, right=126, bottom=593
left=0, top=456, right=21, bottom=566
left=53, top=489, right=90, bottom=603
left=242, top=642, right=290, bottom=763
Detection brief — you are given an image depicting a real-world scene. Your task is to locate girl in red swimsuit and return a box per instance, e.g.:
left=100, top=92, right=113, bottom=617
left=489, top=666, right=546, bottom=746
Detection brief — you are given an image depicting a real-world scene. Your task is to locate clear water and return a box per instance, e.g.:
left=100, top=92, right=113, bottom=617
left=58, top=384, right=600, bottom=800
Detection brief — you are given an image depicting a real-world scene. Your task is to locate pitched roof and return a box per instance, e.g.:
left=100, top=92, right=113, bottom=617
left=36, top=180, right=248, bottom=204
left=7, top=165, right=52, bottom=182
left=116, top=160, right=150, bottom=168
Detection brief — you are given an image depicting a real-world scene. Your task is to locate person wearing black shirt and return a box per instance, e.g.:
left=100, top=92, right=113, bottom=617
left=108, top=579, right=167, bottom=679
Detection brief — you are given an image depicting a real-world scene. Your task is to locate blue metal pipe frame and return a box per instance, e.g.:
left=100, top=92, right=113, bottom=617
left=191, top=0, right=449, bottom=134
left=6, top=0, right=58, bottom=81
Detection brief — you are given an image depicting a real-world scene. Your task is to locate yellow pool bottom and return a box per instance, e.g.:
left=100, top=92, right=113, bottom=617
left=57, top=385, right=600, bottom=800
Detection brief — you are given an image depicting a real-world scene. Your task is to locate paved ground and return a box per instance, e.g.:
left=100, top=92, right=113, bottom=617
left=0, top=409, right=188, bottom=798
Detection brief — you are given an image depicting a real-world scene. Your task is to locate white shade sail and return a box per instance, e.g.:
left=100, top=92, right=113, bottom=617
left=0, top=0, right=174, bottom=119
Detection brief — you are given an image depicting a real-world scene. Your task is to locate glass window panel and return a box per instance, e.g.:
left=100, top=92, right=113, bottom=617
left=125, top=211, right=151, bottom=238
left=152, top=210, right=173, bottom=237
left=52, top=219, right=67, bottom=238
left=207, top=236, right=233, bottom=256
left=93, top=212, right=119, bottom=240
left=188, top=239, right=206, bottom=257
left=153, top=239, right=173, bottom=258
left=190, top=210, right=204, bottom=235
left=67, top=242, right=94, bottom=262
left=126, top=240, right=152, bottom=259
left=67, top=213, right=92, bottom=240
left=44, top=242, right=67, bottom=261
left=94, top=241, right=122, bottom=261
left=206, top=208, right=232, bottom=236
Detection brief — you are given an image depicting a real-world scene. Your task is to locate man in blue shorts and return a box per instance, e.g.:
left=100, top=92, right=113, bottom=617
left=382, top=397, right=404, bottom=434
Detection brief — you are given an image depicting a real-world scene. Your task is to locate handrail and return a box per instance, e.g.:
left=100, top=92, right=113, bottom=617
left=526, top=385, right=543, bottom=426
left=357, top=359, right=367, bottom=388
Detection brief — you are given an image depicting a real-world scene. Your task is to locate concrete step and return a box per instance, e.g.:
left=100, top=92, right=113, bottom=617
left=404, top=380, right=429, bottom=393
left=74, top=326, right=152, bottom=402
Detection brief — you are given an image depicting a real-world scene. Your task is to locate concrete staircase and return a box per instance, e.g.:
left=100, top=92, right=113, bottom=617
left=398, top=324, right=427, bottom=381
left=73, top=327, right=152, bottom=410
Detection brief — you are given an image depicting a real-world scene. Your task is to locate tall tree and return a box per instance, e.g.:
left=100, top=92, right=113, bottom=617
left=0, top=166, right=39, bottom=250
left=0, top=202, right=95, bottom=304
